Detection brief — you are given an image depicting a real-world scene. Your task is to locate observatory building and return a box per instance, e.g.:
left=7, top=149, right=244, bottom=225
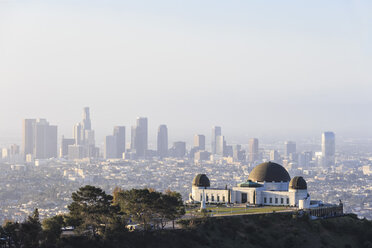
left=190, top=162, right=311, bottom=209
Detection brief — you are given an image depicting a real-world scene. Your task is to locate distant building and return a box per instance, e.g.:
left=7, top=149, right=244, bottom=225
left=69, top=107, right=98, bottom=160
left=322, top=132, right=335, bottom=167
left=248, top=138, right=259, bottom=163
left=211, top=126, right=221, bottom=154
left=22, top=118, right=57, bottom=159
left=131, top=117, right=148, bottom=157
left=157, top=125, right=168, bottom=158
left=113, top=126, right=126, bottom=158
left=68, top=145, right=84, bottom=160
left=194, top=134, right=205, bottom=151
left=215, top=135, right=225, bottom=156
left=170, top=141, right=186, bottom=158
left=104, top=135, right=117, bottom=159
left=284, top=141, right=296, bottom=157
left=270, top=150, right=280, bottom=162
left=232, top=144, right=245, bottom=161
left=194, top=150, right=210, bottom=162
left=60, top=137, right=75, bottom=158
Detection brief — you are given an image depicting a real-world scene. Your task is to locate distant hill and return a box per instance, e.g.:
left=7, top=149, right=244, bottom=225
left=58, top=213, right=372, bottom=248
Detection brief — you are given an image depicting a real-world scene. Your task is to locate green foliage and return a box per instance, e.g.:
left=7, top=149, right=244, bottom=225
left=67, top=185, right=121, bottom=238
left=41, top=215, right=64, bottom=247
left=116, top=188, right=185, bottom=231
left=19, top=208, right=42, bottom=248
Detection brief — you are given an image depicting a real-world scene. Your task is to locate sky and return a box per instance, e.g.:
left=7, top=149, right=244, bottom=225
left=0, top=0, right=372, bottom=146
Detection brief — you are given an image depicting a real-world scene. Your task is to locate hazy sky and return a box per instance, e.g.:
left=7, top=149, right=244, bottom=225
left=1, top=0, right=372, bottom=146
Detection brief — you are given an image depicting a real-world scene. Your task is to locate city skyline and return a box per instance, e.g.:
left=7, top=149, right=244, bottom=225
left=1, top=1, right=372, bottom=141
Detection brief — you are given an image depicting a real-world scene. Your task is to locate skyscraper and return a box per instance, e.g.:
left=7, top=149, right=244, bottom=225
left=194, top=134, right=205, bottom=150
left=132, top=117, right=148, bottom=157
left=68, top=107, right=98, bottom=159
left=322, top=132, right=335, bottom=167
left=248, top=138, right=259, bottom=163
left=211, top=126, right=221, bottom=154
left=171, top=141, right=186, bottom=158
left=113, top=126, right=126, bottom=158
left=23, top=119, right=36, bottom=157
left=284, top=141, right=296, bottom=157
left=82, top=107, right=91, bottom=130
left=215, top=135, right=225, bottom=156
left=157, top=125, right=168, bottom=158
left=23, top=118, right=57, bottom=159
left=104, top=135, right=117, bottom=159
left=60, top=136, right=75, bottom=158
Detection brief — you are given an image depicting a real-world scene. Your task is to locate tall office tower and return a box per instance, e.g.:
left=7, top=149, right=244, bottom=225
left=232, top=144, right=241, bottom=160
left=171, top=141, right=186, bottom=158
left=157, top=125, right=168, bottom=158
left=284, top=141, right=296, bottom=157
left=322, top=132, right=335, bottom=167
left=23, top=119, right=36, bottom=157
left=113, top=126, right=126, bottom=158
left=133, top=117, right=148, bottom=157
left=130, top=126, right=136, bottom=150
left=104, top=135, right=117, bottom=159
left=73, top=123, right=82, bottom=145
left=68, top=107, right=98, bottom=160
left=82, top=107, right=91, bottom=130
left=215, top=135, right=225, bottom=156
left=211, top=126, right=221, bottom=154
left=248, top=138, right=259, bottom=163
left=270, top=150, right=280, bottom=162
left=194, top=134, right=205, bottom=150
left=23, top=118, right=58, bottom=159
left=60, top=136, right=75, bottom=158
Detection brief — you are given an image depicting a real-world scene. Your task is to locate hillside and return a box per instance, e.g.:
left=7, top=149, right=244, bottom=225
left=58, top=213, right=372, bottom=248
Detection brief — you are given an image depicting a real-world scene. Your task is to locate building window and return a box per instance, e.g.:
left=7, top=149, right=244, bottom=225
left=275, top=198, right=278, bottom=204
left=211, top=195, right=214, bottom=202
left=206, top=195, right=209, bottom=202
left=200, top=194, right=203, bottom=201
left=223, top=196, right=225, bottom=202
left=270, top=197, right=272, bottom=203
left=217, top=195, right=220, bottom=202
left=264, top=197, right=267, bottom=203
left=286, top=198, right=289, bottom=204
left=281, top=198, right=284, bottom=204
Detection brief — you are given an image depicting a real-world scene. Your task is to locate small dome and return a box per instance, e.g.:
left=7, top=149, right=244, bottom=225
left=192, top=174, right=210, bottom=187
left=289, top=176, right=307, bottom=190
left=248, top=162, right=291, bottom=182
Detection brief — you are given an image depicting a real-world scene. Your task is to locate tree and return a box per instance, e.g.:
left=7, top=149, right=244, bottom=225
left=19, top=209, right=42, bottom=248
left=67, top=185, right=119, bottom=238
left=116, top=189, right=160, bottom=231
left=116, top=188, right=185, bottom=231
left=164, top=190, right=185, bottom=229
left=2, top=220, right=21, bottom=248
left=41, top=215, right=64, bottom=247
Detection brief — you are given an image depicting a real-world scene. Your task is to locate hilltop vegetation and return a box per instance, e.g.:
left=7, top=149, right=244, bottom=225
left=1, top=185, right=372, bottom=248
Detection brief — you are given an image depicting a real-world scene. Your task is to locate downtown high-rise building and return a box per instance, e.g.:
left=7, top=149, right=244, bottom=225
left=104, top=135, right=117, bottom=159
left=69, top=107, right=99, bottom=160
left=248, top=138, right=259, bottom=163
left=211, top=126, right=221, bottom=154
left=104, top=126, right=126, bottom=159
left=157, top=125, right=168, bottom=158
left=22, top=118, right=58, bottom=159
left=321, top=131, right=335, bottom=167
left=194, top=134, right=205, bottom=151
left=60, top=136, right=75, bottom=158
left=215, top=135, right=225, bottom=156
left=113, top=126, right=126, bottom=158
left=131, top=117, right=148, bottom=157
left=284, top=141, right=296, bottom=157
